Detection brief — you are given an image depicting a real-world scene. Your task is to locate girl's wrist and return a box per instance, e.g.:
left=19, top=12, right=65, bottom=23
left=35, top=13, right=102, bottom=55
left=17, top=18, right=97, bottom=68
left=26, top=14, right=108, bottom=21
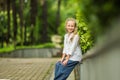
left=65, top=59, right=69, bottom=62
left=60, top=58, right=64, bottom=62
left=66, top=54, right=70, bottom=60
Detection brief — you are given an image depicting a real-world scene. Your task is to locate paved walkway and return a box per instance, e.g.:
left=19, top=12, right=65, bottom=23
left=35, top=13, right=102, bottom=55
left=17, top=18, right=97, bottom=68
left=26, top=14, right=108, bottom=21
left=0, top=58, right=75, bottom=80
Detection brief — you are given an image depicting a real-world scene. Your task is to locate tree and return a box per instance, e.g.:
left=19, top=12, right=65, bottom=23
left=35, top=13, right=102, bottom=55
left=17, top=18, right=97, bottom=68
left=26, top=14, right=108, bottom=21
left=40, top=0, right=48, bottom=43
left=11, top=0, right=17, bottom=48
left=19, top=0, right=24, bottom=46
left=6, top=0, right=10, bottom=45
left=30, top=0, right=38, bottom=45
left=55, top=0, right=61, bottom=34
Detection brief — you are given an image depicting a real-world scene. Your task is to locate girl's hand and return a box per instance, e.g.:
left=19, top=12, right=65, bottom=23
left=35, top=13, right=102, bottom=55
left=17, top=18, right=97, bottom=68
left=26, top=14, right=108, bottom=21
left=58, top=54, right=66, bottom=62
left=62, top=54, right=70, bottom=66
left=57, top=58, right=63, bottom=62
left=62, top=59, right=68, bottom=66
left=60, top=58, right=64, bottom=62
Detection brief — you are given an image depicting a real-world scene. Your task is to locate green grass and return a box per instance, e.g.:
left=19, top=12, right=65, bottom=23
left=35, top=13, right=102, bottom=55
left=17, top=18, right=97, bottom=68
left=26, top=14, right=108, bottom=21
left=0, top=47, right=15, bottom=53
left=0, top=43, right=56, bottom=54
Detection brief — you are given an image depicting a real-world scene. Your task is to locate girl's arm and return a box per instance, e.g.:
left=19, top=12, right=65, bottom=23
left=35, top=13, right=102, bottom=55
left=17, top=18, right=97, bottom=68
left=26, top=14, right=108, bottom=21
left=62, top=54, right=70, bottom=66
left=61, top=34, right=67, bottom=62
left=60, top=53, right=66, bottom=62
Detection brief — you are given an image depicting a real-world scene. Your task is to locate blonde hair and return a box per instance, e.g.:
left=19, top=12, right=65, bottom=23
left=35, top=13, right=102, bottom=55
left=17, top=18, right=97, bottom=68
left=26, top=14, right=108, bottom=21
left=65, top=18, right=78, bottom=42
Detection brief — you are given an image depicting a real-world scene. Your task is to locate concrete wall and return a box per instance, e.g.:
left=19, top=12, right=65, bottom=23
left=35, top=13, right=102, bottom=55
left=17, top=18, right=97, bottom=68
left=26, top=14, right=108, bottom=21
left=80, top=45, right=120, bottom=80
left=79, top=25, right=120, bottom=80
left=0, top=48, right=62, bottom=58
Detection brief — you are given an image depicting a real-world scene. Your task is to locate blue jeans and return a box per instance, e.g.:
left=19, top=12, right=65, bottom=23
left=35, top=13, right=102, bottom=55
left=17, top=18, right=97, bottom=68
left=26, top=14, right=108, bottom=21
left=54, top=60, right=79, bottom=80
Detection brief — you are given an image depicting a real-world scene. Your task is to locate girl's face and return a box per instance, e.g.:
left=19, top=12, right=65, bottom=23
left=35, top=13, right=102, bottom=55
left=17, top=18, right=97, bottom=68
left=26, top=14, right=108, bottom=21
left=66, top=21, right=75, bottom=33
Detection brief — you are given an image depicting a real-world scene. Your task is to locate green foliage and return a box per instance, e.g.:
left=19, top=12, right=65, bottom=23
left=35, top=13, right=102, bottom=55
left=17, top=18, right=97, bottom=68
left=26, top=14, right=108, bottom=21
left=0, top=11, right=7, bottom=34
left=76, top=11, right=94, bottom=53
left=58, top=23, right=66, bottom=37
left=58, top=0, right=95, bottom=53
left=0, top=0, right=98, bottom=54
left=78, top=0, right=120, bottom=39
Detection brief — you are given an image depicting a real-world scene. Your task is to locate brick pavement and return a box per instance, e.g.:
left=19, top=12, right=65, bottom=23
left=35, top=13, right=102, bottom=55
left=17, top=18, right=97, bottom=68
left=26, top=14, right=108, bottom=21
left=0, top=58, right=75, bottom=80
left=0, top=58, right=58, bottom=80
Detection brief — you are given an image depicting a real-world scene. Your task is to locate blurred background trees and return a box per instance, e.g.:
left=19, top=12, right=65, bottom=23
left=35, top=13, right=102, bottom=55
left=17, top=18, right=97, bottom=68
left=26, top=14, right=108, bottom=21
left=0, top=0, right=119, bottom=53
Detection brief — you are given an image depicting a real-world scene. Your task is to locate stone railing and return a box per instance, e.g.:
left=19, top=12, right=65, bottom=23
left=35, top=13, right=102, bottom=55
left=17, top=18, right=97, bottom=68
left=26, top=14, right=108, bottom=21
left=74, top=23, right=120, bottom=80
left=0, top=48, right=62, bottom=58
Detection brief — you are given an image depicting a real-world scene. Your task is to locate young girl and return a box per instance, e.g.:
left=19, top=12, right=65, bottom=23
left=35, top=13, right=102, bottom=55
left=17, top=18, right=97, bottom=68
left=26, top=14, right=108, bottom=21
left=54, top=18, right=82, bottom=80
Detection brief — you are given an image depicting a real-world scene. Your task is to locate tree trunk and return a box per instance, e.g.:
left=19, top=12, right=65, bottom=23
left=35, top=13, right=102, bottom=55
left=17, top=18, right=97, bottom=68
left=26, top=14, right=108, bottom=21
left=30, top=0, right=37, bottom=45
left=41, top=0, right=48, bottom=43
left=19, top=0, right=24, bottom=46
left=24, top=23, right=27, bottom=45
left=6, top=0, right=10, bottom=45
left=11, top=0, right=17, bottom=48
left=55, top=0, right=61, bottom=34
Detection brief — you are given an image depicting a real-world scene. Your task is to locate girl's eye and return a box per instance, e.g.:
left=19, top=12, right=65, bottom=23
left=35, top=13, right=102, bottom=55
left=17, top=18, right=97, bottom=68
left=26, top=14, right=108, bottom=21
left=68, top=25, right=70, bottom=27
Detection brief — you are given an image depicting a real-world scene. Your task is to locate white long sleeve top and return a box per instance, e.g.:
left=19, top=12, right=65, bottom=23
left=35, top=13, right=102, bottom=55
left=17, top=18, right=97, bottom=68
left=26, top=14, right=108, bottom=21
left=63, top=33, right=82, bottom=62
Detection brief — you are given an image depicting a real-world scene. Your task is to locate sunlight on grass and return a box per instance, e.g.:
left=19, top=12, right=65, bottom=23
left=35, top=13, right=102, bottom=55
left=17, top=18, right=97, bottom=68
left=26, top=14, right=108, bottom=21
left=0, top=43, right=56, bottom=53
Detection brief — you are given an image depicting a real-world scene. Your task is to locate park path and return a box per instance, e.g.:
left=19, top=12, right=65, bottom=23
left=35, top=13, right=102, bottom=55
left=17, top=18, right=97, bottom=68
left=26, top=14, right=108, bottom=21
left=0, top=58, right=75, bottom=80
